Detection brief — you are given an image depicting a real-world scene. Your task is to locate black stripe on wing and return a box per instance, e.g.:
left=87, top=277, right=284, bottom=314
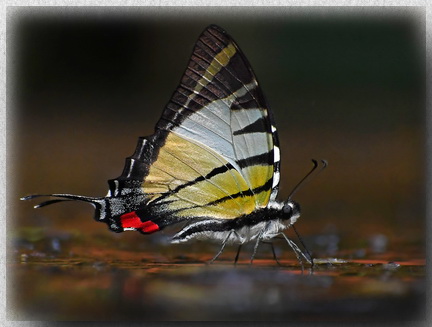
left=108, top=25, right=281, bottom=203
left=233, top=117, right=268, bottom=135
left=151, top=147, right=274, bottom=207
left=205, top=26, right=268, bottom=111
left=206, top=177, right=273, bottom=207
left=203, top=27, right=276, bottom=184
left=236, top=150, right=274, bottom=169
left=156, top=25, right=270, bottom=131
left=107, top=131, right=168, bottom=196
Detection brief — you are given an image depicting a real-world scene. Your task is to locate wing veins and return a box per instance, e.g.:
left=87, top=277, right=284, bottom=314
left=165, top=98, right=233, bottom=144
left=158, top=137, right=244, bottom=211
left=195, top=39, right=273, bottom=204
left=198, top=35, right=266, bottom=123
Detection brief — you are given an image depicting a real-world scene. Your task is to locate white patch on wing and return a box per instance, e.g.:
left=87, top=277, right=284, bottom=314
left=273, top=145, right=280, bottom=163
left=231, top=108, right=263, bottom=130
left=270, top=145, right=280, bottom=200
left=232, top=131, right=270, bottom=161
left=272, top=171, right=280, bottom=189
left=173, top=99, right=235, bottom=161
left=172, top=82, right=271, bottom=172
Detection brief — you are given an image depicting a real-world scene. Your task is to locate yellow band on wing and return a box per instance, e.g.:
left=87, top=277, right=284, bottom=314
left=195, top=43, right=237, bottom=94
left=142, top=132, right=273, bottom=219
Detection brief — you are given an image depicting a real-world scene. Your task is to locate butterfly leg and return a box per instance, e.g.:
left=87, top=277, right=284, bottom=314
left=279, top=232, right=311, bottom=269
left=208, top=230, right=233, bottom=264
left=291, top=225, right=315, bottom=269
left=234, top=244, right=242, bottom=265
left=262, top=241, right=281, bottom=266
left=250, top=226, right=268, bottom=265
left=250, top=238, right=260, bottom=265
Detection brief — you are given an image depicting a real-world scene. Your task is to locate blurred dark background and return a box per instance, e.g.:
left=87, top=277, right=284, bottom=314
left=7, top=6, right=426, bottom=322
left=10, top=7, right=425, bottom=260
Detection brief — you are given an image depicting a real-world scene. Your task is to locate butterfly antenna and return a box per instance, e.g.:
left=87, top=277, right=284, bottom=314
left=288, top=159, right=328, bottom=201
left=21, top=194, right=103, bottom=209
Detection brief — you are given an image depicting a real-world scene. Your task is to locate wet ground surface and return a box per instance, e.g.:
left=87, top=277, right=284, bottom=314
left=8, top=233, right=426, bottom=322
left=9, top=13, right=427, bottom=324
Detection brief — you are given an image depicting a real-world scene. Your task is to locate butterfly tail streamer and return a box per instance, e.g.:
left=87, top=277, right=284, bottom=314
left=21, top=194, right=104, bottom=209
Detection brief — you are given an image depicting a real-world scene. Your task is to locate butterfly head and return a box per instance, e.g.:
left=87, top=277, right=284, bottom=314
left=282, top=200, right=301, bottom=224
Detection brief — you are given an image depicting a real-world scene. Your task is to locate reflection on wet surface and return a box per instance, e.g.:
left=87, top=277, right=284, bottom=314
left=8, top=232, right=426, bottom=322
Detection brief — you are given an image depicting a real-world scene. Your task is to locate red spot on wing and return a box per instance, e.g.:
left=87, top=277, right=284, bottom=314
left=139, top=220, right=160, bottom=233
left=120, top=211, right=160, bottom=234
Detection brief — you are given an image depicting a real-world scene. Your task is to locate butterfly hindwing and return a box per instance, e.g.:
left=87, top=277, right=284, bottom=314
left=112, top=25, right=280, bottom=227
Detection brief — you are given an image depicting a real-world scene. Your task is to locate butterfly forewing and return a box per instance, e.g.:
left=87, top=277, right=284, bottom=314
left=113, top=25, right=280, bottom=223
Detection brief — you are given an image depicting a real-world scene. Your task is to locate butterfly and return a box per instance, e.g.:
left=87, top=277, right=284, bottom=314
left=22, top=25, right=325, bottom=265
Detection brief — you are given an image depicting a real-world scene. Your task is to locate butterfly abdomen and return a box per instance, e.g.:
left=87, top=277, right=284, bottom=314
left=171, top=204, right=291, bottom=244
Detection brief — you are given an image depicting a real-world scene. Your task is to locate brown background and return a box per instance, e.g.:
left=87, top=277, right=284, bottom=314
left=8, top=7, right=426, bottom=321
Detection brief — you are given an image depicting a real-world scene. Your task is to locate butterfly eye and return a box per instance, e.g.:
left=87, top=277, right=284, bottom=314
left=283, top=203, right=293, bottom=215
